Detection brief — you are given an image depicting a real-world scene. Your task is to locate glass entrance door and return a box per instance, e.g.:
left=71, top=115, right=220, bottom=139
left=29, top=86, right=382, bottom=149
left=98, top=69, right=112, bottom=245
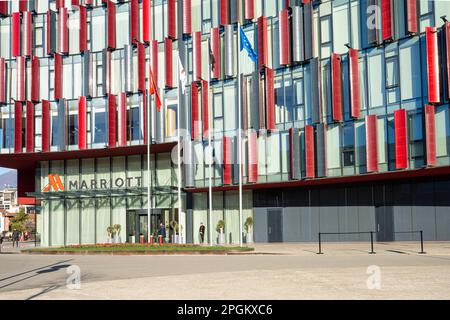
left=138, top=215, right=148, bottom=243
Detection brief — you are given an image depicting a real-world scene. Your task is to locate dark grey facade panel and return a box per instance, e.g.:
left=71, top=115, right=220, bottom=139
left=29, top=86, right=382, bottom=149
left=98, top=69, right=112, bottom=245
left=102, top=49, right=109, bottom=96
left=82, top=51, right=92, bottom=97
left=315, top=123, right=326, bottom=178
left=229, top=0, right=238, bottom=24
left=367, top=0, right=379, bottom=45
left=124, top=44, right=133, bottom=93
left=184, top=139, right=195, bottom=187
left=57, top=99, right=66, bottom=151
left=292, top=6, right=304, bottom=63
left=303, top=2, right=314, bottom=61
left=250, top=71, right=260, bottom=130
left=224, top=24, right=234, bottom=78
left=310, top=58, right=321, bottom=124
left=291, top=128, right=301, bottom=180
left=49, top=11, right=57, bottom=55
left=253, top=208, right=268, bottom=243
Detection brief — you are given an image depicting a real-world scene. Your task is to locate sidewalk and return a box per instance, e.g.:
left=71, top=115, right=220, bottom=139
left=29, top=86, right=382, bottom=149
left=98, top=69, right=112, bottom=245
left=0, top=241, right=37, bottom=254
left=250, top=241, right=450, bottom=256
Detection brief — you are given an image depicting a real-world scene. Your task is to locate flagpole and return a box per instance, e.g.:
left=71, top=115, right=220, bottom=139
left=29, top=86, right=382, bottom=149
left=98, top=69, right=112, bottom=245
left=177, top=59, right=182, bottom=245
left=207, top=39, right=213, bottom=247
left=237, top=23, right=243, bottom=248
left=147, top=91, right=151, bottom=244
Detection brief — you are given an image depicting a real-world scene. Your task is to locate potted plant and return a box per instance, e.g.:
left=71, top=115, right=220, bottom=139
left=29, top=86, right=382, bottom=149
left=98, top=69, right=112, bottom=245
left=129, top=231, right=136, bottom=244
left=170, top=220, right=179, bottom=244
left=106, top=226, right=114, bottom=243
left=244, top=216, right=254, bottom=244
left=216, top=220, right=226, bottom=245
left=113, top=224, right=122, bottom=243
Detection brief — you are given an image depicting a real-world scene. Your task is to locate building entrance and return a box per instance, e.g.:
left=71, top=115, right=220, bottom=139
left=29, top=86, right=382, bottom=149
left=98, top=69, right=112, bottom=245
left=126, top=209, right=180, bottom=243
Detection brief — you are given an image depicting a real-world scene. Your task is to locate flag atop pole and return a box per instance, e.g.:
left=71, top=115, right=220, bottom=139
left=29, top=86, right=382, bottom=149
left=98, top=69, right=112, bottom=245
left=239, top=26, right=257, bottom=64
left=149, top=67, right=162, bottom=111
left=178, top=55, right=187, bottom=94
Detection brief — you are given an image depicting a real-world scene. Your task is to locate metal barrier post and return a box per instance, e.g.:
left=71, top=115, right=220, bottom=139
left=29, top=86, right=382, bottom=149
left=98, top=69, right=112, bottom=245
left=317, top=233, right=323, bottom=254
left=419, top=231, right=426, bottom=254
left=369, top=231, right=376, bottom=254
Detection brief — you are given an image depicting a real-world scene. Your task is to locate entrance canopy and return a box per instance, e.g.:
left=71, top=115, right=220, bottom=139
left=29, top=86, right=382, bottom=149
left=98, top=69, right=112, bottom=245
left=27, top=186, right=177, bottom=200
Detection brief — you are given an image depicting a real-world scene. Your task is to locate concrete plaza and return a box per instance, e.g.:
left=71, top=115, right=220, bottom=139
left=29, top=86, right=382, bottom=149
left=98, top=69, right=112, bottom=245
left=1, top=241, right=450, bottom=300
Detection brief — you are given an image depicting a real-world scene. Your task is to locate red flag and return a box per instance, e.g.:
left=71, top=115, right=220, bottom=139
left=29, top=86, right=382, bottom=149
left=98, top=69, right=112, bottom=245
left=149, top=67, right=162, bottom=111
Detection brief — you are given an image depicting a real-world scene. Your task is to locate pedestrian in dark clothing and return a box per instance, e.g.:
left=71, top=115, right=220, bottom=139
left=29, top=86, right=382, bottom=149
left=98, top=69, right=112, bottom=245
left=199, top=223, right=206, bottom=244
left=12, top=229, right=20, bottom=248
left=0, top=234, right=4, bottom=252
left=158, top=223, right=166, bottom=242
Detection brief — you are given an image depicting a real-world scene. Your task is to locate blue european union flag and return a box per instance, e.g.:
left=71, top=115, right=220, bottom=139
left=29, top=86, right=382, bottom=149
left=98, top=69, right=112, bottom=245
left=240, top=27, right=257, bottom=64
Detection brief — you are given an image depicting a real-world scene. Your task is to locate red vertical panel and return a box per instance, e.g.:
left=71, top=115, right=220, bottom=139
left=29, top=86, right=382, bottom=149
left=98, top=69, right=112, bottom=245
left=31, top=56, right=40, bottom=102
left=41, top=100, right=50, bottom=152
left=425, top=105, right=437, bottom=167
left=331, top=53, right=343, bottom=122
left=56, top=0, right=64, bottom=9
left=183, top=0, right=192, bottom=34
left=59, top=7, right=68, bottom=54
left=211, top=27, right=220, bottom=79
left=405, top=0, right=418, bottom=34
left=365, top=115, right=378, bottom=173
left=220, top=0, right=229, bottom=26
left=0, top=2, right=7, bottom=16
left=108, top=94, right=116, bottom=148
left=279, top=9, right=290, bottom=65
left=191, top=82, right=200, bottom=140
left=22, top=11, right=32, bottom=57
left=118, top=92, right=127, bottom=147
left=201, top=80, right=209, bottom=140
left=19, top=0, right=27, bottom=12
left=381, top=0, right=393, bottom=41
left=26, top=101, right=34, bottom=153
left=12, top=12, right=21, bottom=57
left=79, top=5, right=87, bottom=52
left=0, top=58, right=5, bottom=104
left=244, top=0, right=254, bottom=20
left=130, top=0, right=140, bottom=44
left=107, top=0, right=116, bottom=49
left=248, top=130, right=258, bottom=183
left=222, top=136, right=232, bottom=185
left=305, top=125, right=315, bottom=179
left=54, top=53, right=63, bottom=100
left=165, top=38, right=173, bottom=88
left=265, top=68, right=275, bottom=131
left=445, top=22, right=450, bottom=100
left=426, top=27, right=440, bottom=104
left=143, top=0, right=152, bottom=43
left=192, top=31, right=202, bottom=82
left=394, top=109, right=408, bottom=170
left=14, top=101, right=22, bottom=153
left=258, top=16, right=268, bottom=70
left=349, top=48, right=361, bottom=119
left=168, top=0, right=177, bottom=39
left=78, top=96, right=87, bottom=150
left=72, top=0, right=80, bottom=6
left=138, top=43, right=146, bottom=92
left=16, top=56, right=25, bottom=102
left=150, top=40, right=158, bottom=87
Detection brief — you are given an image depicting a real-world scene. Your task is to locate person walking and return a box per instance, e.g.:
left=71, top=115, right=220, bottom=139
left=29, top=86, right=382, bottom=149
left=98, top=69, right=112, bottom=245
left=158, top=223, right=166, bottom=243
left=12, top=229, right=20, bottom=248
left=199, top=222, right=206, bottom=244
left=0, top=233, right=4, bottom=253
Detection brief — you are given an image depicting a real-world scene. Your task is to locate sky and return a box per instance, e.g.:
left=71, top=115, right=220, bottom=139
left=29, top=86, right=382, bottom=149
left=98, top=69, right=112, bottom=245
left=0, top=167, right=11, bottom=175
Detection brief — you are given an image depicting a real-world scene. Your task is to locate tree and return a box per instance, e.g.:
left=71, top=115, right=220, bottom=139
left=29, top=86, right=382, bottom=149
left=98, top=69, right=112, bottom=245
left=10, top=208, right=29, bottom=233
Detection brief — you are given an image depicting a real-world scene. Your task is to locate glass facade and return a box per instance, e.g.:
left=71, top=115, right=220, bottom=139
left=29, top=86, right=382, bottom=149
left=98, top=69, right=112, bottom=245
left=1, top=0, right=450, bottom=244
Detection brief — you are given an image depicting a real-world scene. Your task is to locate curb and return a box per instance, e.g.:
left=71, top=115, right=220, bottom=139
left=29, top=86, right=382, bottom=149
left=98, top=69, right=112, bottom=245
left=20, top=250, right=255, bottom=256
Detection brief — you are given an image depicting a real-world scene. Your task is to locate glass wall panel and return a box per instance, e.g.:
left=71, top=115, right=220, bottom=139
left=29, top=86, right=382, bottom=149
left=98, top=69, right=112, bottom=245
left=66, top=200, right=80, bottom=245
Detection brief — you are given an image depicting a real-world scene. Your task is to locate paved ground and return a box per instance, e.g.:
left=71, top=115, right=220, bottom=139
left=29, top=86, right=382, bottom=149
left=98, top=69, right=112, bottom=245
left=1, top=241, right=450, bottom=299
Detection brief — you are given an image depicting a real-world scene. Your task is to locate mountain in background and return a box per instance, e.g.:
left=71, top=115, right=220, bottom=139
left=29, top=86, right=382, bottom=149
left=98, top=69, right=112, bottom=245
left=0, top=170, right=17, bottom=190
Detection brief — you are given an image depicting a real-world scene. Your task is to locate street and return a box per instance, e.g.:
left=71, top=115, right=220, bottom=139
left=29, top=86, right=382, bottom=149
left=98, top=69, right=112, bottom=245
left=1, top=242, right=450, bottom=299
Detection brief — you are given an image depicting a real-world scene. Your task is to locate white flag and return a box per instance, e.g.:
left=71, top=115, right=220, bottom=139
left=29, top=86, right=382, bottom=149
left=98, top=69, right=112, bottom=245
left=178, top=55, right=187, bottom=94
